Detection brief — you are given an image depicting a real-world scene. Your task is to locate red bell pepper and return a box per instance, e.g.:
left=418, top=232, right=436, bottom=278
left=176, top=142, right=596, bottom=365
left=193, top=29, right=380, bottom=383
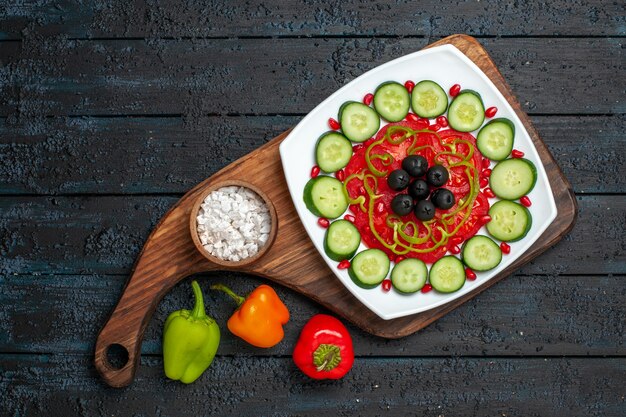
left=292, top=314, right=354, bottom=380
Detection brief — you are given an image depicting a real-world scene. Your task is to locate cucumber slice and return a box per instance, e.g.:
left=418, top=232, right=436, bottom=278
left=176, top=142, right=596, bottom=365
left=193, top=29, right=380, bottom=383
left=486, top=200, right=532, bottom=242
left=391, top=258, right=427, bottom=294
left=339, top=101, right=380, bottom=143
left=447, top=90, right=485, bottom=132
left=489, top=158, right=537, bottom=200
left=348, top=249, right=390, bottom=289
left=315, top=132, right=353, bottom=173
left=373, top=81, right=410, bottom=122
left=461, top=235, right=502, bottom=272
left=303, top=176, right=348, bottom=219
left=324, top=220, right=361, bottom=262
left=411, top=80, right=448, bottom=118
left=477, top=118, right=515, bottom=161
left=429, top=256, right=466, bottom=293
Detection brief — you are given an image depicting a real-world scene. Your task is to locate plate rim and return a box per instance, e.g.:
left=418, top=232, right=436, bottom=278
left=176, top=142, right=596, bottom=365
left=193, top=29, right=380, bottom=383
left=279, top=44, right=557, bottom=320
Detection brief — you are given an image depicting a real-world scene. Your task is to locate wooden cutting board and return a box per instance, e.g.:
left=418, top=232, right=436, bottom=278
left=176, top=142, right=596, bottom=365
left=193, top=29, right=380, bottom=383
left=94, top=34, right=577, bottom=387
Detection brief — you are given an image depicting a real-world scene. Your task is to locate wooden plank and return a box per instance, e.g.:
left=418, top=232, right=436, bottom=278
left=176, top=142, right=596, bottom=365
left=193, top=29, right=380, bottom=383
left=1, top=274, right=624, bottom=357
left=1, top=38, right=623, bottom=117
left=1, top=115, right=624, bottom=195
left=1, top=354, right=624, bottom=416
left=0, top=195, right=622, bottom=276
left=1, top=0, right=624, bottom=39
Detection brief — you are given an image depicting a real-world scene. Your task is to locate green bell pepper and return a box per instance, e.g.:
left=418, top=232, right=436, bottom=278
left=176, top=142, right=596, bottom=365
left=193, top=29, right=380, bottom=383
left=163, top=280, right=220, bottom=384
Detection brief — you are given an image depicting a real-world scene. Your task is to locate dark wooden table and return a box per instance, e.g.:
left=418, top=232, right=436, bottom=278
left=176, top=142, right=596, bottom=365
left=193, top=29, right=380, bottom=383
left=1, top=2, right=624, bottom=416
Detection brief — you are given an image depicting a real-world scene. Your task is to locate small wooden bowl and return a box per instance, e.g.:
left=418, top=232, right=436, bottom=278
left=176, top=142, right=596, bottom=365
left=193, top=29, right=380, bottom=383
left=189, top=180, right=278, bottom=268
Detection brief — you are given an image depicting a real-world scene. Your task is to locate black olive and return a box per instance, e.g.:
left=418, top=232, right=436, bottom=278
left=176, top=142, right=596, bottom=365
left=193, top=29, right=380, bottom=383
left=401, top=155, right=428, bottom=177
left=426, top=165, right=449, bottom=187
left=387, top=169, right=410, bottom=191
left=414, top=200, right=436, bottom=221
left=390, top=194, right=414, bottom=216
left=431, top=188, right=455, bottom=210
left=408, top=179, right=430, bottom=200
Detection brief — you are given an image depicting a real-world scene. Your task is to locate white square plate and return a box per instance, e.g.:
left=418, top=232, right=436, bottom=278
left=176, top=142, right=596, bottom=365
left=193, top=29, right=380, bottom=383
left=279, top=44, right=557, bottom=320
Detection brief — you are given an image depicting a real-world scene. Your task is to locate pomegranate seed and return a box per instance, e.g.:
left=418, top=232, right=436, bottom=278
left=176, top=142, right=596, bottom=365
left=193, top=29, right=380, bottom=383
left=336, top=169, right=345, bottom=181
left=450, top=236, right=464, bottom=245
left=405, top=113, right=419, bottom=122
left=415, top=119, right=430, bottom=130
left=317, top=218, right=330, bottom=228
left=479, top=177, right=489, bottom=188
left=449, top=245, right=461, bottom=255
left=465, top=268, right=476, bottom=280
left=500, top=242, right=511, bottom=254
left=421, top=283, right=433, bottom=293
left=482, top=158, right=491, bottom=169
left=349, top=204, right=358, bottom=213
left=375, top=202, right=385, bottom=214
left=481, top=169, right=492, bottom=178
left=344, top=214, right=355, bottom=222
left=436, top=115, right=448, bottom=127
left=310, top=165, right=320, bottom=178
left=382, top=279, right=392, bottom=292
left=485, top=106, right=498, bottom=118
left=363, top=93, right=374, bottom=106
left=328, top=118, right=341, bottom=130
left=511, top=149, right=525, bottom=158
left=480, top=214, right=492, bottom=224
left=520, top=196, right=532, bottom=207
left=449, top=84, right=461, bottom=97
left=404, top=80, right=415, bottom=93
left=483, top=187, right=495, bottom=198
left=430, top=123, right=441, bottom=132
left=358, top=186, right=366, bottom=195
left=337, top=260, right=350, bottom=270
left=353, top=144, right=364, bottom=152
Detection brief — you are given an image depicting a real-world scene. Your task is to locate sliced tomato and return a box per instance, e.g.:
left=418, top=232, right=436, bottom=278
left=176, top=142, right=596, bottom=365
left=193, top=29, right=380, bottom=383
left=447, top=192, right=490, bottom=242
left=339, top=122, right=488, bottom=264
left=437, top=129, right=484, bottom=172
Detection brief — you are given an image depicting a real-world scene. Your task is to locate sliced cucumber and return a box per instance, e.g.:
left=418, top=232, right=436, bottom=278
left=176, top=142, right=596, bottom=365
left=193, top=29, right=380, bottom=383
left=477, top=118, right=515, bottom=161
left=447, top=89, right=485, bottom=132
left=339, top=101, right=380, bottom=143
left=348, top=249, right=390, bottom=289
left=489, top=158, right=537, bottom=200
left=303, top=176, right=348, bottom=219
left=324, top=220, right=361, bottom=262
left=315, top=132, right=353, bottom=173
left=390, top=258, right=427, bottom=294
left=461, top=235, right=502, bottom=272
left=373, top=81, right=410, bottom=122
left=411, top=80, right=448, bottom=118
left=429, top=256, right=466, bottom=293
left=486, top=200, right=532, bottom=242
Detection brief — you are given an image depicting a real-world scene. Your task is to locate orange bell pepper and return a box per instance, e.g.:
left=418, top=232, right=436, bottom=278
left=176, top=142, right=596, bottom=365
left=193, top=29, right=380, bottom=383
left=211, top=284, right=289, bottom=348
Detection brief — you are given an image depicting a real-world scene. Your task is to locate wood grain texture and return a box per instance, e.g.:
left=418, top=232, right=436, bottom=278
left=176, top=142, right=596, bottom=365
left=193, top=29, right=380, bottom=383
left=2, top=354, right=625, bottom=417
left=1, top=115, right=624, bottom=195
left=90, top=35, right=578, bottom=387
left=0, top=195, right=622, bottom=276
left=1, top=0, right=624, bottom=39
left=2, top=274, right=625, bottom=357
left=0, top=0, right=623, bottom=414
left=1, top=38, right=624, bottom=117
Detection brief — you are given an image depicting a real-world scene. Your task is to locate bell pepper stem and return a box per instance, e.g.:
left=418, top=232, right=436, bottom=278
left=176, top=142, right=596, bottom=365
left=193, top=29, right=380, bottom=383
left=210, top=283, right=245, bottom=307
left=190, top=280, right=207, bottom=319
left=313, top=344, right=341, bottom=372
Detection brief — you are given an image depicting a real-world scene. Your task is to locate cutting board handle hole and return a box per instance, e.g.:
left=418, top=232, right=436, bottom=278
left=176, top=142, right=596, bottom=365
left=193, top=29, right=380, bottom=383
left=105, top=343, right=129, bottom=370
left=189, top=180, right=278, bottom=267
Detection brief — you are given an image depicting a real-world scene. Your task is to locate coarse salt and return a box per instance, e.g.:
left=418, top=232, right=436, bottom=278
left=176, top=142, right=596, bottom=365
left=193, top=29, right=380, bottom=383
left=196, top=186, right=270, bottom=262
